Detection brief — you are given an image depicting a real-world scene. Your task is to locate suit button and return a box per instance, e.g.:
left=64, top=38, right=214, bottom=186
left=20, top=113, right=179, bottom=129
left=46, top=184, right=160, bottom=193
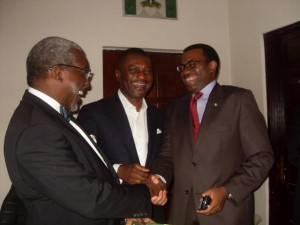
left=185, top=190, right=189, bottom=195
left=192, top=162, right=197, bottom=166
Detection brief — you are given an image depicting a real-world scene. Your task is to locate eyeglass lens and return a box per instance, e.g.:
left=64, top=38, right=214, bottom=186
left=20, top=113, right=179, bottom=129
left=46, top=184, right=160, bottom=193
left=177, top=60, right=199, bottom=72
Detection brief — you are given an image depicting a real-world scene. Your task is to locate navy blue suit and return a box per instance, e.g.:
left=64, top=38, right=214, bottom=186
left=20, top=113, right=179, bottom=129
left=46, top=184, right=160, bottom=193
left=77, top=93, right=165, bottom=222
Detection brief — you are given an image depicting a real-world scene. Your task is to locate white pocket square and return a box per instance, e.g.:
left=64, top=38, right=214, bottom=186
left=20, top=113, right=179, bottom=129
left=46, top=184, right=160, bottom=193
left=156, top=128, right=162, bottom=134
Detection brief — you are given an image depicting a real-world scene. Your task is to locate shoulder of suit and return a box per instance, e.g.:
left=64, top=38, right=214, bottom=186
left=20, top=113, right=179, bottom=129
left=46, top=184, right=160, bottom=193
left=147, top=101, right=161, bottom=111
left=147, top=103, right=163, bottom=119
left=81, top=94, right=117, bottom=111
left=163, top=93, right=190, bottom=111
left=219, top=85, right=252, bottom=95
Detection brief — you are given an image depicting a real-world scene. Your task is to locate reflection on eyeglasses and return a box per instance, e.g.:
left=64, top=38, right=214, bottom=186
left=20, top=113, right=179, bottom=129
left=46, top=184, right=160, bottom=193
left=176, top=60, right=206, bottom=72
left=50, top=64, right=94, bottom=80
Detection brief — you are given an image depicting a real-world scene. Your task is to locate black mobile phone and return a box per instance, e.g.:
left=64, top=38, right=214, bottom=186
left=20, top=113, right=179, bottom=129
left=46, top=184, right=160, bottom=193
left=198, top=196, right=211, bottom=210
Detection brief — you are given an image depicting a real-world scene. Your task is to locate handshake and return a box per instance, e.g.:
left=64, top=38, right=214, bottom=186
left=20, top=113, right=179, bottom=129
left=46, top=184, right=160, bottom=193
left=140, top=174, right=167, bottom=206
left=117, top=163, right=168, bottom=206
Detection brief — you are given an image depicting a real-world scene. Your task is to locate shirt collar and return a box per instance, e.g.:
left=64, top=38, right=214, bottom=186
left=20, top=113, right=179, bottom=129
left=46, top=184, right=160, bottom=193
left=118, top=89, right=147, bottom=111
left=193, top=80, right=217, bottom=99
left=28, top=87, right=61, bottom=114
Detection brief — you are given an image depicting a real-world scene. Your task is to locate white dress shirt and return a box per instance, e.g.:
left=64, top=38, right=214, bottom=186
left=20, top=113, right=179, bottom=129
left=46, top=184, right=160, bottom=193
left=195, top=80, right=217, bottom=122
left=118, top=90, right=149, bottom=166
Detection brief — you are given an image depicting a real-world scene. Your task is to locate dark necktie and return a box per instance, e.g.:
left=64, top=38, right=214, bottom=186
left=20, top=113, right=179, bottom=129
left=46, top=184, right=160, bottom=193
left=60, top=106, right=71, bottom=121
left=190, top=92, right=203, bottom=141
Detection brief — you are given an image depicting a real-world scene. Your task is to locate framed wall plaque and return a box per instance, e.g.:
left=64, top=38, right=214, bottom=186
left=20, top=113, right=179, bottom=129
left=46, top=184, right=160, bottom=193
left=123, top=0, right=177, bottom=20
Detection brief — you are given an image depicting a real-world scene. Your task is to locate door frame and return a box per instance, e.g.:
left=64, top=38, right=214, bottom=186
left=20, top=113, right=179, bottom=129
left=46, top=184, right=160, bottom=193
left=265, top=21, right=300, bottom=225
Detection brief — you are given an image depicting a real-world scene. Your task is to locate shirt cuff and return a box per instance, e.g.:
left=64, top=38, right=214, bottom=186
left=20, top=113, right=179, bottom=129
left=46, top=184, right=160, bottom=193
left=113, top=164, right=123, bottom=183
left=156, top=174, right=166, bottom=184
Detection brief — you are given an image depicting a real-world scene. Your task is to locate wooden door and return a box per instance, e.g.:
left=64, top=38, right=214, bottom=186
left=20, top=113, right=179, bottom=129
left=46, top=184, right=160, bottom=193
left=103, top=49, right=186, bottom=108
left=265, top=21, right=300, bottom=225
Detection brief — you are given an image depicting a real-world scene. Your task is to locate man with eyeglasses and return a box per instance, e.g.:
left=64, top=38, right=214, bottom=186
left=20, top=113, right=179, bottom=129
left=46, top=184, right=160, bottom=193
left=151, top=43, right=274, bottom=225
left=4, top=37, right=167, bottom=225
left=77, top=48, right=166, bottom=224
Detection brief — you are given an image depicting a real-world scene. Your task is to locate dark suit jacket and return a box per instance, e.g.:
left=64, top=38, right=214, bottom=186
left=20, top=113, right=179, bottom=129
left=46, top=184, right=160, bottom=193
left=0, top=185, right=26, bottom=225
left=4, top=91, right=152, bottom=225
left=151, top=83, right=274, bottom=225
left=77, top=93, right=165, bottom=222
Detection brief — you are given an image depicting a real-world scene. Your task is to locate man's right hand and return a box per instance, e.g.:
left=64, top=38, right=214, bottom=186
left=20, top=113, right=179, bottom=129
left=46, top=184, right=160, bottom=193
left=117, top=163, right=150, bottom=184
left=141, top=174, right=168, bottom=206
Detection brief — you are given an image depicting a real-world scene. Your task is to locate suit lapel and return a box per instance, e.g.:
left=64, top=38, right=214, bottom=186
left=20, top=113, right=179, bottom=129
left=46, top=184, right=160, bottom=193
left=23, top=91, right=120, bottom=184
left=201, top=83, right=222, bottom=125
left=109, top=94, right=140, bottom=163
left=70, top=117, right=120, bottom=183
left=187, top=83, right=223, bottom=148
left=177, top=93, right=194, bottom=148
left=145, top=106, right=157, bottom=167
left=198, top=83, right=223, bottom=138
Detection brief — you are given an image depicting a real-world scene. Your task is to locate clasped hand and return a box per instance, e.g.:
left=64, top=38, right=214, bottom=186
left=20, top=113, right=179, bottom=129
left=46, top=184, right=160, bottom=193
left=140, top=174, right=167, bottom=206
left=118, top=163, right=167, bottom=206
left=118, top=163, right=150, bottom=184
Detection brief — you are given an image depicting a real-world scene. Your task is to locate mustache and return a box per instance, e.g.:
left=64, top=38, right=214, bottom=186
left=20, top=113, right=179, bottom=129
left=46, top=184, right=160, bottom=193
left=182, top=73, right=197, bottom=79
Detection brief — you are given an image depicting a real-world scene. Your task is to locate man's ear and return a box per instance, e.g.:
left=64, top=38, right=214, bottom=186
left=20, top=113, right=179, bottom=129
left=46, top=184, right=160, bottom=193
left=50, top=66, right=63, bottom=82
left=115, top=69, right=121, bottom=82
left=208, top=60, right=217, bottom=73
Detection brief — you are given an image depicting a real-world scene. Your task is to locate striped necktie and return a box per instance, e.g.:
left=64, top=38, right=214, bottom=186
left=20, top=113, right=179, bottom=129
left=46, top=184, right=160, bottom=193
left=60, top=106, right=71, bottom=121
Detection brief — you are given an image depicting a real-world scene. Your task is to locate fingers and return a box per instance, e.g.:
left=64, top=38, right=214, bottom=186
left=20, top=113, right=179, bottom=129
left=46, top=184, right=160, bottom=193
left=142, top=218, right=156, bottom=223
left=132, top=165, right=150, bottom=181
left=118, top=164, right=150, bottom=184
left=151, top=190, right=168, bottom=206
left=125, top=218, right=155, bottom=225
left=197, top=205, right=217, bottom=216
left=125, top=218, right=133, bottom=225
left=149, top=174, right=166, bottom=190
left=125, top=218, right=145, bottom=225
left=134, top=164, right=150, bottom=173
left=150, top=174, right=160, bottom=184
left=136, top=218, right=145, bottom=225
left=196, top=186, right=227, bottom=216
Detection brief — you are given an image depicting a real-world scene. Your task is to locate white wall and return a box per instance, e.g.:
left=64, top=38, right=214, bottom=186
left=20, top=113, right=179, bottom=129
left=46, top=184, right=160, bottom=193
left=0, top=0, right=230, bottom=202
left=0, top=0, right=299, bottom=224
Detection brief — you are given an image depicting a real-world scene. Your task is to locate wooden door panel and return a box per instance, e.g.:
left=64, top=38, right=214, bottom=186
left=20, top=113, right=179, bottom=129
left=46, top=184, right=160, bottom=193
left=265, top=21, right=300, bottom=225
left=103, top=50, right=120, bottom=97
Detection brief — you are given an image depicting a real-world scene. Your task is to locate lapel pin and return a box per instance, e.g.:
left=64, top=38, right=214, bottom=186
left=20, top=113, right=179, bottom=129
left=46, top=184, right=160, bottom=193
left=214, top=102, right=218, bottom=107
left=90, top=134, right=97, bottom=143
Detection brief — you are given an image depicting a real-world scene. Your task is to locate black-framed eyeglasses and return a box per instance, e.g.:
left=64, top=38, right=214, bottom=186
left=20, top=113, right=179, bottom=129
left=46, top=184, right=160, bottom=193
left=176, top=60, right=204, bottom=72
left=50, top=64, right=94, bottom=80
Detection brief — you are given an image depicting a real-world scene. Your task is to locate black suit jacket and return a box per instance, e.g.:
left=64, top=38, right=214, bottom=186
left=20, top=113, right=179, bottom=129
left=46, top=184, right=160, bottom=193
left=77, top=93, right=165, bottom=222
left=4, top=91, right=152, bottom=225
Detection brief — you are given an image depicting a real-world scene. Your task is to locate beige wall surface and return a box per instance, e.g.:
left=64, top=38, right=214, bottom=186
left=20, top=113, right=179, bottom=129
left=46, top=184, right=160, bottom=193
left=0, top=0, right=299, bottom=224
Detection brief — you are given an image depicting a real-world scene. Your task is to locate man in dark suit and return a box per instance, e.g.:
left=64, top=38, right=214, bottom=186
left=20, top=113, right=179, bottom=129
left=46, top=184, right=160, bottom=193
left=77, top=48, right=165, bottom=223
left=151, top=43, right=274, bottom=225
left=4, top=37, right=167, bottom=225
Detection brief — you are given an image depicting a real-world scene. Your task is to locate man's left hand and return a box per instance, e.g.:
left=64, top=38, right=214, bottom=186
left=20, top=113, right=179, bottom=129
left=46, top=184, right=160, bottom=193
left=196, top=186, right=228, bottom=216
